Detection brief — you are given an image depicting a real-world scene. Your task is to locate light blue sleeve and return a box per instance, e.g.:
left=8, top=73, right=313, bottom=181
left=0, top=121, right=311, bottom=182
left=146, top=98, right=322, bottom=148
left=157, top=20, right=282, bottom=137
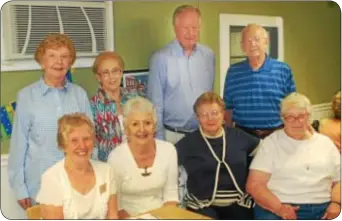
left=84, top=90, right=98, bottom=160
left=147, top=52, right=166, bottom=140
left=78, top=86, right=97, bottom=160
left=90, top=99, right=99, bottom=161
left=209, top=51, right=216, bottom=90
left=80, top=89, right=94, bottom=123
left=8, top=91, right=30, bottom=200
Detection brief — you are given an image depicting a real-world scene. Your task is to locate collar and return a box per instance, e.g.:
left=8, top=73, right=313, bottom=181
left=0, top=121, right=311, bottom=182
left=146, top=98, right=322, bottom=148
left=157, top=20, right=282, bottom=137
left=39, top=77, right=70, bottom=96
left=173, top=39, right=198, bottom=56
left=199, top=126, right=224, bottom=138
left=96, top=86, right=127, bottom=105
left=246, top=53, right=272, bottom=72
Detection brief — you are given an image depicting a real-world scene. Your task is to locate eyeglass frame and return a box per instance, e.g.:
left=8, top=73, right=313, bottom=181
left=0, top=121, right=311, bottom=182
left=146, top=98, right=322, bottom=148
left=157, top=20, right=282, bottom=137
left=241, top=36, right=267, bottom=45
left=98, top=68, right=123, bottom=78
left=282, top=113, right=309, bottom=123
left=197, top=109, right=223, bottom=119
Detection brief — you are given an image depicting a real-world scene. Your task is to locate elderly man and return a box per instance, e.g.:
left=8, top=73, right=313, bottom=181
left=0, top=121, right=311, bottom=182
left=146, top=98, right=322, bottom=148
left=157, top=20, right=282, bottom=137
left=147, top=4, right=215, bottom=144
left=223, top=24, right=296, bottom=139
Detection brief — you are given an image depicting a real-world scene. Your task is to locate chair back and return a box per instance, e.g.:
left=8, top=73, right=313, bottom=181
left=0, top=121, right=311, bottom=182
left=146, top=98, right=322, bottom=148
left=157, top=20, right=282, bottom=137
left=26, top=205, right=41, bottom=219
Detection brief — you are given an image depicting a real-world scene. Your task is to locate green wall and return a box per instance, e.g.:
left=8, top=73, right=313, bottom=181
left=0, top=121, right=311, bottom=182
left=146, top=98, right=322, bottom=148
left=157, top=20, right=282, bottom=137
left=1, top=1, right=340, bottom=154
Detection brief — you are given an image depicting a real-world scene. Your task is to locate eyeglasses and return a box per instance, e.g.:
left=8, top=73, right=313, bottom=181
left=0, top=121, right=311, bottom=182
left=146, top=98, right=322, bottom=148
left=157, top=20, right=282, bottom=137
left=243, top=36, right=266, bottom=45
left=283, top=113, right=308, bottom=123
left=99, top=68, right=122, bottom=78
left=198, top=110, right=222, bottom=119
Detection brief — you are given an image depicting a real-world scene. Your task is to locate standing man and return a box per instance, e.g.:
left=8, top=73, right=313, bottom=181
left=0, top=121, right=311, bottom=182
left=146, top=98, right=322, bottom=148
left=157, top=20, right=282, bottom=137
left=223, top=24, right=296, bottom=139
left=147, top=4, right=215, bottom=144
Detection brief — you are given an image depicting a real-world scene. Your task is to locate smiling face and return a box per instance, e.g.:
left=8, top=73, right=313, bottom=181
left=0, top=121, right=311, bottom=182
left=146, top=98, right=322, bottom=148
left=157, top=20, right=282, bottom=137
left=174, top=10, right=201, bottom=52
left=96, top=59, right=123, bottom=92
left=41, top=47, right=72, bottom=81
left=63, top=125, right=94, bottom=164
left=125, top=111, right=156, bottom=146
left=197, top=102, right=224, bottom=136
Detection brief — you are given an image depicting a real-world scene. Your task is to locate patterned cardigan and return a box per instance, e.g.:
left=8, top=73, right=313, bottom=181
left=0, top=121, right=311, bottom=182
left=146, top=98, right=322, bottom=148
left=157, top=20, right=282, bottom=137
left=90, top=87, right=138, bottom=161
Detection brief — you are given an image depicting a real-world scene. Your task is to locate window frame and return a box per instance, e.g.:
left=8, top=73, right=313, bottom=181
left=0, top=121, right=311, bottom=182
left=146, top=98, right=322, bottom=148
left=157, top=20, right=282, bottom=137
left=0, top=1, right=114, bottom=72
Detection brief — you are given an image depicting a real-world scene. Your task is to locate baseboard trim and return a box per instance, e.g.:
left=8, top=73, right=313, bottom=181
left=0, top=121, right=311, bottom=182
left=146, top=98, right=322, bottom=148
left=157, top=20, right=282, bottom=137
left=312, top=102, right=332, bottom=120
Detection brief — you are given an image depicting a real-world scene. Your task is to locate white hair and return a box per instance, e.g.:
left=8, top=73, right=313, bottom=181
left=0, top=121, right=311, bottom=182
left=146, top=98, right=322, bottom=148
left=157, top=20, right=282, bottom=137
left=280, top=92, right=313, bottom=123
left=123, top=96, right=157, bottom=125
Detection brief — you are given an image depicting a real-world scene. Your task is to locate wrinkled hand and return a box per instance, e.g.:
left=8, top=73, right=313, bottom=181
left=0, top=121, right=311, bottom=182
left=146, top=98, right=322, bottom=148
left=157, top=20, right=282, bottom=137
left=17, top=198, right=32, bottom=210
left=322, top=203, right=341, bottom=219
left=277, top=204, right=300, bottom=220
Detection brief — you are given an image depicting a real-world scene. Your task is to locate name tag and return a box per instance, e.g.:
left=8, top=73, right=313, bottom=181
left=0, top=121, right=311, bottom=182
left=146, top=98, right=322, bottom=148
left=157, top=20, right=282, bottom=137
left=99, top=183, right=107, bottom=194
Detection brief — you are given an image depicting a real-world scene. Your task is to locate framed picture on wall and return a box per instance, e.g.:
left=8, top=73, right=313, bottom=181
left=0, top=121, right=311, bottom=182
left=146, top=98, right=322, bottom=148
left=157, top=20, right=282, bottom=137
left=122, top=69, right=149, bottom=97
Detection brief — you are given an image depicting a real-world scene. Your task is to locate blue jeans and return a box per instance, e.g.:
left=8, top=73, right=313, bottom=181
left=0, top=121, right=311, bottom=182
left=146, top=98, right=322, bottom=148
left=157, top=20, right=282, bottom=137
left=254, top=202, right=330, bottom=220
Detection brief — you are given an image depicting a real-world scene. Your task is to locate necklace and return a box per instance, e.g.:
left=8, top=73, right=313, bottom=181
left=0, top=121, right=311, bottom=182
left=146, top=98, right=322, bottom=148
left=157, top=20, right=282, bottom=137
left=199, top=126, right=245, bottom=206
left=130, top=142, right=156, bottom=177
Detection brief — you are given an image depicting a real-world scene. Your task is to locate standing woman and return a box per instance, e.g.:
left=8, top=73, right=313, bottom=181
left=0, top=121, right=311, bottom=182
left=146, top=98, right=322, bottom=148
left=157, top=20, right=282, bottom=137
left=90, top=51, right=138, bottom=162
left=8, top=33, right=93, bottom=210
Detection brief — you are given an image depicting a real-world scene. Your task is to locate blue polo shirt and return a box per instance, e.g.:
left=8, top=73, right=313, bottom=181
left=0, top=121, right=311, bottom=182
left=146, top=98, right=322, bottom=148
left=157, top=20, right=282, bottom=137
left=223, top=55, right=296, bottom=129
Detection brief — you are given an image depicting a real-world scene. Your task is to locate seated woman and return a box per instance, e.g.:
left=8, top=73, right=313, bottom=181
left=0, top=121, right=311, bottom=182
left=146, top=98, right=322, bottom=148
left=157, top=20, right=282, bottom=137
left=319, top=91, right=341, bottom=152
left=107, top=97, right=179, bottom=218
left=90, top=51, right=139, bottom=162
left=36, top=113, right=118, bottom=219
left=175, top=92, right=260, bottom=220
left=247, top=92, right=340, bottom=220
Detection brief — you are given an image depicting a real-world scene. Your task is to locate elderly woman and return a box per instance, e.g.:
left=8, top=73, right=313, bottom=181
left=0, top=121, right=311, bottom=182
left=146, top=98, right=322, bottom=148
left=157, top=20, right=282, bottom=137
left=90, top=51, right=139, bottom=162
left=107, top=96, right=179, bottom=218
left=247, top=92, right=341, bottom=220
left=8, top=34, right=92, bottom=210
left=36, top=113, right=118, bottom=219
left=319, top=91, right=341, bottom=152
left=175, top=92, right=260, bottom=219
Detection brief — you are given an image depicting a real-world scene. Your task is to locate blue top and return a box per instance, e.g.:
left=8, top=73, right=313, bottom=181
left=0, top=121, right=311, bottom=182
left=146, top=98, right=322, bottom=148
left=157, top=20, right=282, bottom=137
left=223, top=55, right=296, bottom=128
left=8, top=78, right=93, bottom=200
left=147, top=40, right=215, bottom=139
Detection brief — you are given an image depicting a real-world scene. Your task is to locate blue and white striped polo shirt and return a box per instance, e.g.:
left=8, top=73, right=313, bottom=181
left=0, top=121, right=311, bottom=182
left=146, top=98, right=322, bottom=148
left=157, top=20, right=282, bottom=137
left=223, top=55, right=296, bottom=129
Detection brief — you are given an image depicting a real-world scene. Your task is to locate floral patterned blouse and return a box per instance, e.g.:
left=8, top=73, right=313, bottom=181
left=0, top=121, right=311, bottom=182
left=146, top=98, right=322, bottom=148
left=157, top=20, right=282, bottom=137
left=90, top=87, right=138, bottom=161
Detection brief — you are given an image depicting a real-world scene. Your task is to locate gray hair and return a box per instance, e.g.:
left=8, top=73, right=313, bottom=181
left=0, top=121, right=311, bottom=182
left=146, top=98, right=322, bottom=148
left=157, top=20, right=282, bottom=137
left=280, top=92, right=313, bottom=123
left=123, top=96, right=157, bottom=125
left=172, top=4, right=201, bottom=26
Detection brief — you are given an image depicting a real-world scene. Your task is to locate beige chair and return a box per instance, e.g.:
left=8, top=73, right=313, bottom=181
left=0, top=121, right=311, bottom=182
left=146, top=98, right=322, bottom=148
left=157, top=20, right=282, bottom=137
left=26, top=205, right=41, bottom=219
